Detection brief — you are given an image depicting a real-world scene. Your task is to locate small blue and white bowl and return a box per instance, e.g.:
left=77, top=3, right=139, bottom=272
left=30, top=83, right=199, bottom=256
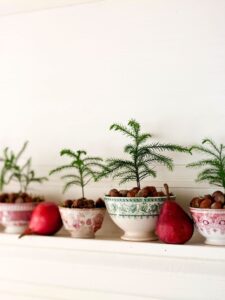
left=104, top=195, right=175, bottom=241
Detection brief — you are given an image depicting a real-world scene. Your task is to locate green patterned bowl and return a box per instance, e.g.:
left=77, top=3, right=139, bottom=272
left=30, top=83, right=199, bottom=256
left=104, top=196, right=175, bottom=241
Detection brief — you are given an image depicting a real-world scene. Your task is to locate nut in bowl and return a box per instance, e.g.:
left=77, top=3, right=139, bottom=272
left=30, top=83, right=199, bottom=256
left=104, top=186, right=175, bottom=241
left=59, top=198, right=106, bottom=238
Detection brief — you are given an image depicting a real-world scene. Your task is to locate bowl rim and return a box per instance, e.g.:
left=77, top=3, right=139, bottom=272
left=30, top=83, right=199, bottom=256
left=58, top=206, right=106, bottom=211
left=189, top=206, right=225, bottom=213
left=0, top=201, right=38, bottom=206
left=104, top=195, right=176, bottom=202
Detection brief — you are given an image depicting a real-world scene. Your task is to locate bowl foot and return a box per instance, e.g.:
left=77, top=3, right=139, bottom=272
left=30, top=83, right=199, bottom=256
left=205, top=238, right=225, bottom=246
left=4, top=225, right=27, bottom=234
left=121, top=232, right=158, bottom=242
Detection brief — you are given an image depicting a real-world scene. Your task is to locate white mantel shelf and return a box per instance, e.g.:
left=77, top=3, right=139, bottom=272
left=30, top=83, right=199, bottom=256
left=0, top=0, right=100, bottom=16
left=0, top=233, right=225, bottom=300
left=0, top=233, right=225, bottom=261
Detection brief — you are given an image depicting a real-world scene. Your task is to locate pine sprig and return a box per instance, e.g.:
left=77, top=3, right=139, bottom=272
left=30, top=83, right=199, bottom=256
left=0, top=141, right=48, bottom=193
left=49, top=149, right=105, bottom=198
left=187, top=138, right=225, bottom=189
left=100, top=119, right=190, bottom=188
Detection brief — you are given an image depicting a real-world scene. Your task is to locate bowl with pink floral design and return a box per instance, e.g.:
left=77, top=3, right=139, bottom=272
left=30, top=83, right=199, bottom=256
left=0, top=193, right=43, bottom=234
left=190, top=207, right=225, bottom=245
left=59, top=198, right=106, bottom=238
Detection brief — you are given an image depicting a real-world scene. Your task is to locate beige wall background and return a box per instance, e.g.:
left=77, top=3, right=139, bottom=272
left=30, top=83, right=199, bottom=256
left=0, top=0, right=224, bottom=210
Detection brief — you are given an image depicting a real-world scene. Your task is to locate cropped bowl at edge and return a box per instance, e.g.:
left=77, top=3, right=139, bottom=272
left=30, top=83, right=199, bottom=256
left=0, top=202, right=37, bottom=234
left=190, top=207, right=225, bottom=246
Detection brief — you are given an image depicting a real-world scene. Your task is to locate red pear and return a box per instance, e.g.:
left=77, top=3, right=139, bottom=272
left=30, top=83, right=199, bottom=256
left=156, top=184, right=194, bottom=244
left=19, top=202, right=62, bottom=238
left=156, top=200, right=194, bottom=244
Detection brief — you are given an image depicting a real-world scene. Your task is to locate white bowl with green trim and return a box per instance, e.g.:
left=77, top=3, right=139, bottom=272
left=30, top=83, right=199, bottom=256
left=104, top=196, right=175, bottom=241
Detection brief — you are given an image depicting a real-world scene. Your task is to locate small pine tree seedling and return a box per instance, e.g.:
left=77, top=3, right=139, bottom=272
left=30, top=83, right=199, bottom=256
left=13, top=157, right=48, bottom=193
left=0, top=141, right=48, bottom=193
left=101, top=119, right=190, bottom=189
left=0, top=141, right=28, bottom=192
left=49, top=149, right=105, bottom=198
left=187, top=138, right=225, bottom=189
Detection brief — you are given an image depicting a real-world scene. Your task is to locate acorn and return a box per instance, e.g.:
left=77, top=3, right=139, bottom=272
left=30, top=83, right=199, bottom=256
left=145, top=186, right=157, bottom=196
left=119, top=190, right=128, bottom=197
left=199, top=198, right=212, bottom=208
left=204, top=194, right=213, bottom=201
left=7, top=193, right=18, bottom=203
left=25, top=195, right=33, bottom=203
left=21, top=192, right=29, bottom=200
left=96, top=198, right=106, bottom=208
left=109, top=189, right=121, bottom=197
left=136, top=187, right=150, bottom=198
left=131, top=187, right=140, bottom=194
left=84, top=200, right=95, bottom=208
left=212, top=191, right=225, bottom=204
left=72, top=199, right=86, bottom=208
left=211, top=202, right=222, bottom=209
left=126, top=187, right=139, bottom=197
left=127, top=189, right=137, bottom=197
left=0, top=193, right=8, bottom=203
left=190, top=197, right=202, bottom=208
left=64, top=199, right=73, bottom=208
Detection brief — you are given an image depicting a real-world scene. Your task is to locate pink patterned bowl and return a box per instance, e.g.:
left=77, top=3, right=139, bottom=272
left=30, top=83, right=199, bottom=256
left=0, top=202, right=37, bottom=234
left=190, top=207, right=225, bottom=245
left=59, top=207, right=106, bottom=238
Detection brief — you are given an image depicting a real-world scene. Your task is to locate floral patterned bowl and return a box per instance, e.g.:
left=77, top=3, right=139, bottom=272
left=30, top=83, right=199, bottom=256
left=190, top=207, right=225, bottom=245
left=104, top=196, right=175, bottom=241
left=0, top=202, right=37, bottom=234
left=59, top=207, right=106, bottom=238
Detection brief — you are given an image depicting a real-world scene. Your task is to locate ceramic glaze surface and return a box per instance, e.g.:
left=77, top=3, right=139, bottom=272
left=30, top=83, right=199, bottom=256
left=104, top=196, right=175, bottom=241
left=105, top=196, right=170, bottom=217
left=0, top=202, right=37, bottom=234
left=190, top=207, right=225, bottom=245
left=59, top=207, right=105, bottom=238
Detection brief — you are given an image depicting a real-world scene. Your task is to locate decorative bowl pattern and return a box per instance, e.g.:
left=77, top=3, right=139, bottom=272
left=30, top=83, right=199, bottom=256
left=59, top=207, right=106, bottom=238
left=190, top=207, right=225, bottom=245
left=0, top=202, right=37, bottom=234
left=104, top=196, right=175, bottom=241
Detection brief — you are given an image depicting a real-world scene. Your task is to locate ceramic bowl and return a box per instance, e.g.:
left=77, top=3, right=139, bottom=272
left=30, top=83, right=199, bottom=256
left=0, top=202, right=37, bottom=234
left=104, top=196, right=175, bottom=241
left=190, top=207, right=225, bottom=245
left=59, top=207, right=106, bottom=238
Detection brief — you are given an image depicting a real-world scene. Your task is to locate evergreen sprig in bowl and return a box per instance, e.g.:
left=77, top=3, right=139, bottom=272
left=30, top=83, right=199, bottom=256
left=104, top=187, right=175, bottom=241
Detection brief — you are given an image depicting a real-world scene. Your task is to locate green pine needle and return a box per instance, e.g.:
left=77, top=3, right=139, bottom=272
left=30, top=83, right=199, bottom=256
left=0, top=141, right=47, bottom=193
left=50, top=149, right=105, bottom=198
left=100, top=119, right=190, bottom=188
left=187, top=138, right=225, bottom=189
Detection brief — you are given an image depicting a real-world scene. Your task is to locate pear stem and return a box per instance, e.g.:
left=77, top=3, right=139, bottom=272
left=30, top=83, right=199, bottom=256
left=18, top=228, right=33, bottom=239
left=164, top=183, right=170, bottom=200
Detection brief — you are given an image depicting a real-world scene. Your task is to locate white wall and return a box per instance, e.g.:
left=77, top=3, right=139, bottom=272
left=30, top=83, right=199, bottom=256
left=0, top=0, right=225, bottom=207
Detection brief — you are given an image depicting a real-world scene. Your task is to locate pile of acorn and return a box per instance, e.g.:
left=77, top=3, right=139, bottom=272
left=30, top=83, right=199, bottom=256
left=190, top=191, right=225, bottom=209
left=0, top=192, right=43, bottom=204
left=63, top=198, right=106, bottom=209
left=107, top=186, right=172, bottom=198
